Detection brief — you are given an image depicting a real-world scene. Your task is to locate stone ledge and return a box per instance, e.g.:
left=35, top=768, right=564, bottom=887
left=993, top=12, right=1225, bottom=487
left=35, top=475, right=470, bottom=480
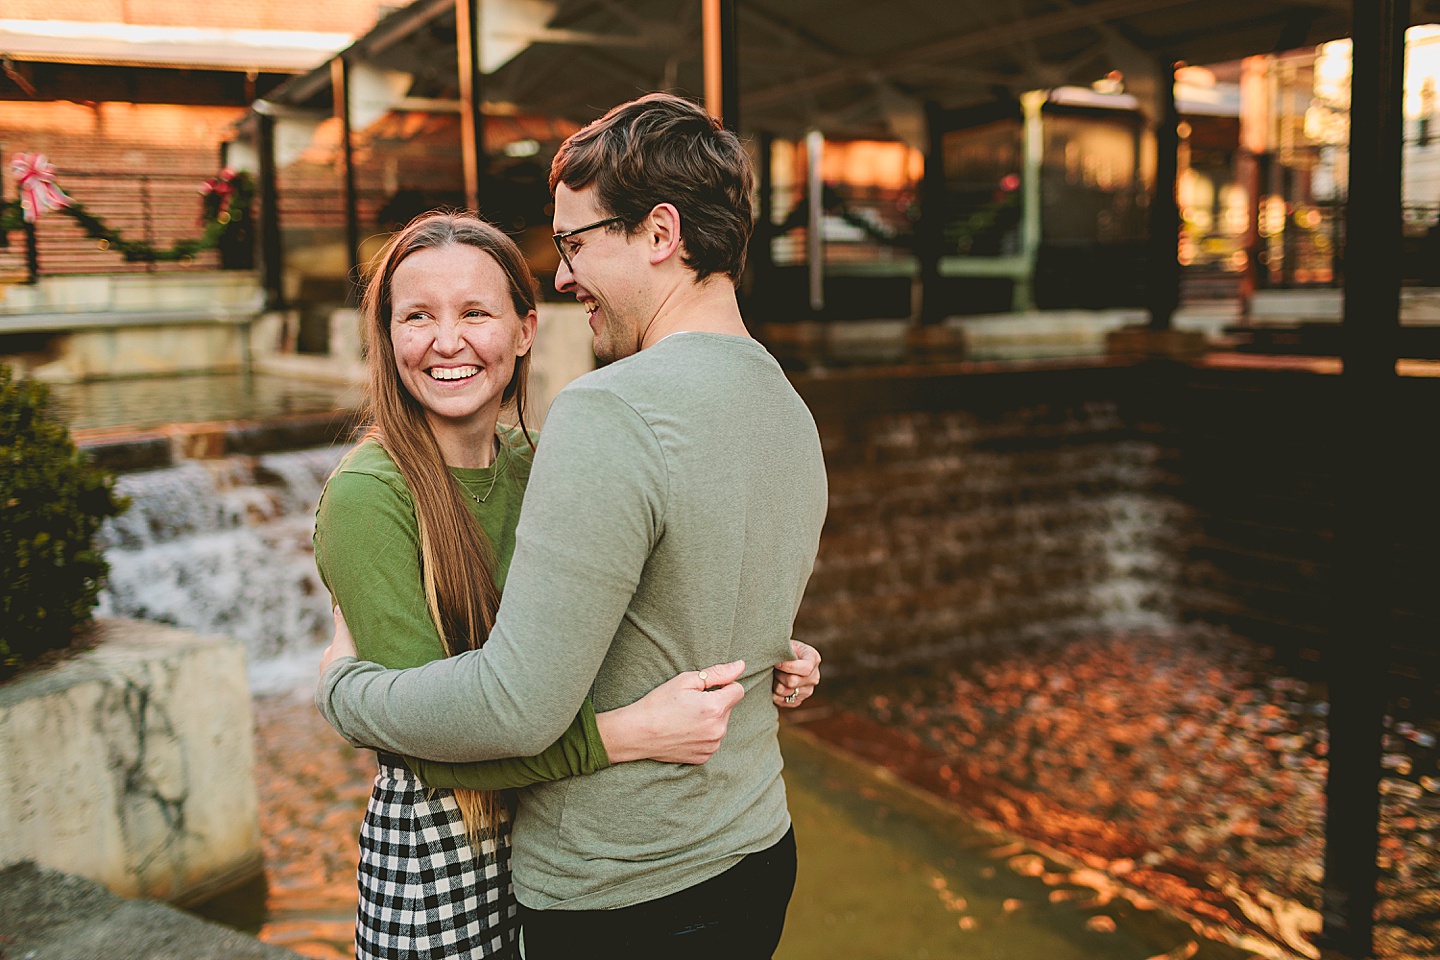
left=0, top=862, right=301, bottom=960
left=0, top=618, right=263, bottom=906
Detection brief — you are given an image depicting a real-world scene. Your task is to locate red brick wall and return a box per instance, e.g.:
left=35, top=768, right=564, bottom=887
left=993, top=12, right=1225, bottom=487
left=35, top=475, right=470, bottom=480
left=1, top=0, right=390, bottom=277
left=1, top=102, right=247, bottom=276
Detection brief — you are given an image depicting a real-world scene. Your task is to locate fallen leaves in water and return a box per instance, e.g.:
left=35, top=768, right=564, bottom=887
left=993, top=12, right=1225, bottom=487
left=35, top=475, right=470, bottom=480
left=1008, top=853, right=1047, bottom=876
left=817, top=628, right=1440, bottom=958
left=1143, top=941, right=1198, bottom=960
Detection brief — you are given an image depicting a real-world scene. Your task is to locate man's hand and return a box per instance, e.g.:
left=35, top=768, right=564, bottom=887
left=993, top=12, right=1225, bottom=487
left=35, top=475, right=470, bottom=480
left=773, top=640, right=821, bottom=708
left=319, top=604, right=358, bottom=678
left=596, top=659, right=746, bottom=764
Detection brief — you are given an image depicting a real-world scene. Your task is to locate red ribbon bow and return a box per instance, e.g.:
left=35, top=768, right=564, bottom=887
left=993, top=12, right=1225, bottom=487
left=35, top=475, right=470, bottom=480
left=10, top=153, right=71, bottom=223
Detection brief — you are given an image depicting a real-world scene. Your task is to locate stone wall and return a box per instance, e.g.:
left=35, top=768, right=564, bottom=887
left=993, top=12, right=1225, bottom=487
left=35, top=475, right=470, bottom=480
left=792, top=362, right=1190, bottom=671
left=790, top=359, right=1440, bottom=689
left=0, top=618, right=262, bottom=906
left=1158, top=364, right=1440, bottom=691
left=0, top=271, right=265, bottom=382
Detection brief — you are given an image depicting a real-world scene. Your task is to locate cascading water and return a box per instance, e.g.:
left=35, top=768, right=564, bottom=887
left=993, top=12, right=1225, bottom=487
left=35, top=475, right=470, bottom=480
left=97, top=445, right=351, bottom=695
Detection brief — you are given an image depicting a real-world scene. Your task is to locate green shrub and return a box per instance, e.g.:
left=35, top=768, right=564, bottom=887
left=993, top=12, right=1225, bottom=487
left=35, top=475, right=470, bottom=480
left=1, top=364, right=127, bottom=677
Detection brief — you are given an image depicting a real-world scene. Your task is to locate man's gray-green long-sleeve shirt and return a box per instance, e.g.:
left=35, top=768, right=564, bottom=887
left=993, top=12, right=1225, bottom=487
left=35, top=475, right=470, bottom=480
left=316, top=332, right=829, bottom=911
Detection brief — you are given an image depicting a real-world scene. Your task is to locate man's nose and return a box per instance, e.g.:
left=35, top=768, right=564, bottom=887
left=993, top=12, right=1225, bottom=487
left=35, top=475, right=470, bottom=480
left=554, top=258, right=575, bottom=293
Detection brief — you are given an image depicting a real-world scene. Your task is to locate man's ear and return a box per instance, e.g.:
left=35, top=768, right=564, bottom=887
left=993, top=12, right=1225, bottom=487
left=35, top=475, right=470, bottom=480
left=645, top=202, right=683, bottom=266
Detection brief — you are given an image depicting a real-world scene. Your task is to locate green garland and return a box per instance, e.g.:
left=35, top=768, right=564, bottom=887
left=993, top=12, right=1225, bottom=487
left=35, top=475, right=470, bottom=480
left=0, top=171, right=253, bottom=264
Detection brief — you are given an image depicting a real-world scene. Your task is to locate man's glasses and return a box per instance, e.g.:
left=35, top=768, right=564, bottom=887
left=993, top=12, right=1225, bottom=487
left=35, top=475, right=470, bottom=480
left=552, top=215, right=625, bottom=271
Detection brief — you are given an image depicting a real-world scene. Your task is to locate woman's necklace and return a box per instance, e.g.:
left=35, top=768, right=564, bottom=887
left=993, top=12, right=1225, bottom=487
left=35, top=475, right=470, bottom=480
left=455, top=438, right=507, bottom=504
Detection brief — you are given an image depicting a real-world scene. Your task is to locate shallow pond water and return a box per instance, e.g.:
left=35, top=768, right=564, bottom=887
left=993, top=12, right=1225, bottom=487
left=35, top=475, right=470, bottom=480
left=48, top=372, right=359, bottom=434
left=816, top=629, right=1440, bottom=960
left=194, top=693, right=1250, bottom=960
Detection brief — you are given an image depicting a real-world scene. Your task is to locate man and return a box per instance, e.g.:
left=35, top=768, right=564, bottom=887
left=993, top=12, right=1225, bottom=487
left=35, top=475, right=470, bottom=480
left=316, top=92, right=829, bottom=958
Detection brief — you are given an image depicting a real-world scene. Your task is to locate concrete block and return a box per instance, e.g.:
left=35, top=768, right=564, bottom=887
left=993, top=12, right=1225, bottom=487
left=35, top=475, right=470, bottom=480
left=525, top=301, right=596, bottom=426
left=0, top=618, right=263, bottom=906
left=28, top=325, right=248, bottom=382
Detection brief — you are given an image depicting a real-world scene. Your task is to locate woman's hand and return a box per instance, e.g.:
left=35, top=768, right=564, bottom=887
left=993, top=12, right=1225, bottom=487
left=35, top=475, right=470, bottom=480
left=595, top=660, right=746, bottom=764
left=772, top=640, right=821, bottom=708
left=319, top=604, right=359, bottom=678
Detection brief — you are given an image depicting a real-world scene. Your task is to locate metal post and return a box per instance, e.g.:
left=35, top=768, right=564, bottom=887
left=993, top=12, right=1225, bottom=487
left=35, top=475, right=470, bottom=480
left=703, top=0, right=739, bottom=131
left=0, top=143, right=7, bottom=253
left=919, top=101, right=944, bottom=325
left=1321, top=2, right=1406, bottom=958
left=256, top=110, right=285, bottom=310
left=753, top=130, right=775, bottom=314
left=332, top=56, right=361, bottom=305
left=1017, top=90, right=1046, bottom=311
left=1148, top=59, right=1181, bottom=330
left=23, top=220, right=38, bottom=284
left=720, top=0, right=738, bottom=134
left=806, top=129, right=825, bottom=313
left=0, top=141, right=36, bottom=281
left=455, top=0, right=486, bottom=213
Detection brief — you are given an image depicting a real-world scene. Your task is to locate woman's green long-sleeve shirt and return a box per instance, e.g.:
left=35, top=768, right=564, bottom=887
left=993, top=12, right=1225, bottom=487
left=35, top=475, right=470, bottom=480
left=313, top=433, right=608, bottom=790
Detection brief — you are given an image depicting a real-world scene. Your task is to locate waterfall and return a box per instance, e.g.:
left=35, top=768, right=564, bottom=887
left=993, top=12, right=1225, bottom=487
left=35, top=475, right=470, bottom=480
left=97, top=446, right=351, bottom=695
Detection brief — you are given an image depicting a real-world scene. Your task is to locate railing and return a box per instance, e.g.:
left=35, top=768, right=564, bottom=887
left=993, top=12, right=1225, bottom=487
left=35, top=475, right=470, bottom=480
left=0, top=170, right=241, bottom=280
left=770, top=183, right=918, bottom=268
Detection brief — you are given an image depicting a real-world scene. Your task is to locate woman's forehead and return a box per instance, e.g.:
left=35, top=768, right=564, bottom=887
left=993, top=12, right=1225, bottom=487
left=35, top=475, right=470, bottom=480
left=391, top=244, right=511, bottom=303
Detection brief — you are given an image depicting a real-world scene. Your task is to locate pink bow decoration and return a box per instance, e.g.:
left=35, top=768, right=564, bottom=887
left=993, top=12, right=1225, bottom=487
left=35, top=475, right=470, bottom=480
left=10, top=153, right=71, bottom=223
left=200, top=168, right=237, bottom=217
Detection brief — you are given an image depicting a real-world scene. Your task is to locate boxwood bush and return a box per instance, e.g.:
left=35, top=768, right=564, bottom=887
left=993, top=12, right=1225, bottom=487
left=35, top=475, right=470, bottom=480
left=1, top=364, right=126, bottom=678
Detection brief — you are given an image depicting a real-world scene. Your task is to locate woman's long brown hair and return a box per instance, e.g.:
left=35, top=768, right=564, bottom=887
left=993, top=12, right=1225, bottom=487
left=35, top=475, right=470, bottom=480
left=359, top=210, right=539, bottom=846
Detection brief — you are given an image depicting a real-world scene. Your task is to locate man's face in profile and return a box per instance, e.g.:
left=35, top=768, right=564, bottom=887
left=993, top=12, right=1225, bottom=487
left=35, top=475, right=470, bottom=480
left=553, top=184, right=645, bottom=364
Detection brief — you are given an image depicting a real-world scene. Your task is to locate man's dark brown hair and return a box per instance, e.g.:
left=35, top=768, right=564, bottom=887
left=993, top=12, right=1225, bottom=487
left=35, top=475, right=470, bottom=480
left=550, top=92, right=754, bottom=283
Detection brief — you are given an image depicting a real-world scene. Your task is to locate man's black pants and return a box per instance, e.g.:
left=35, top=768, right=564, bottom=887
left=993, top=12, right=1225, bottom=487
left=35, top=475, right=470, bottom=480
left=519, top=826, right=797, bottom=960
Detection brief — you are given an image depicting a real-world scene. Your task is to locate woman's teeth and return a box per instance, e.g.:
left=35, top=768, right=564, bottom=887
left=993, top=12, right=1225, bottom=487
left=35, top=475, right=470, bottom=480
left=429, top=365, right=478, bottom=381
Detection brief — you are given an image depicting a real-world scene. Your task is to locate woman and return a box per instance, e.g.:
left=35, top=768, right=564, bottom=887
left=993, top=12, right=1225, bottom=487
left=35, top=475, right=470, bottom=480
left=315, top=211, right=817, bottom=960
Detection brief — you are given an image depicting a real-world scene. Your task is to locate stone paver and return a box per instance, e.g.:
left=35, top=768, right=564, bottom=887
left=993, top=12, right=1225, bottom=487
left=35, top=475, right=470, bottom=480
left=0, top=862, right=302, bottom=960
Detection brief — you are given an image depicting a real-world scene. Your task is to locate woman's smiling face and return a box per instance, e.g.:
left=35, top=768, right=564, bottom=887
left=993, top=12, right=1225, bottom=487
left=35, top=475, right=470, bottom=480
left=389, top=242, right=536, bottom=444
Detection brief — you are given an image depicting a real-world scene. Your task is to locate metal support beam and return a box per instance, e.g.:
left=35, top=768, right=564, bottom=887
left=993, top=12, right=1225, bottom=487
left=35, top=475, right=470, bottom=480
left=256, top=111, right=285, bottom=310
left=22, top=220, right=39, bottom=285
left=1321, top=1, right=1406, bottom=957
left=752, top=130, right=776, bottom=313
left=703, top=0, right=739, bottom=131
left=455, top=0, right=487, bottom=213
left=806, top=129, right=825, bottom=313
left=331, top=56, right=360, bottom=306
left=1016, top=89, right=1045, bottom=311
left=1147, top=58, right=1180, bottom=331
left=918, top=101, right=945, bottom=325
left=505, top=26, right=682, bottom=50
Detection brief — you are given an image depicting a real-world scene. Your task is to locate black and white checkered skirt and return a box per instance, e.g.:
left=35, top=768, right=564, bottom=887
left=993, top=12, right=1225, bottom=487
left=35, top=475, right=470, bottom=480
left=355, top=760, right=520, bottom=960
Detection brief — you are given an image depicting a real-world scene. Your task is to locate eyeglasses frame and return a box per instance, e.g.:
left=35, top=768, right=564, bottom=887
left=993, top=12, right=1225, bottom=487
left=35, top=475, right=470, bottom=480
left=552, top=215, right=626, bottom=272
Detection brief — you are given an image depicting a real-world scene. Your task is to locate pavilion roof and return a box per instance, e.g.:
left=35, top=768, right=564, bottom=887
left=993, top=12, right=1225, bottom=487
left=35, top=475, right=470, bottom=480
left=263, top=0, right=1440, bottom=139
